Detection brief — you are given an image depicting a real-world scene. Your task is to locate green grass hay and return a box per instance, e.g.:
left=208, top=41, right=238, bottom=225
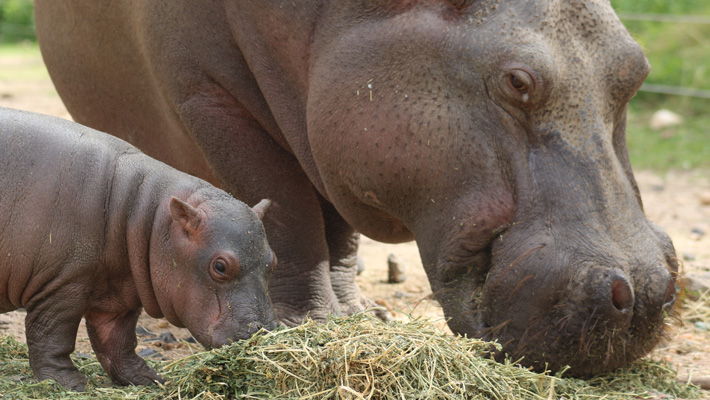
left=0, top=313, right=702, bottom=400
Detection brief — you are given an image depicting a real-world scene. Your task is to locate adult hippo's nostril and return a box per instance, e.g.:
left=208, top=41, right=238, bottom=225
left=611, top=278, right=633, bottom=313
left=663, top=278, right=676, bottom=311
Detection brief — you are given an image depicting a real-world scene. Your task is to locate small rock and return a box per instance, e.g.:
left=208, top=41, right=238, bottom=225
left=387, top=253, right=407, bottom=283
left=404, top=285, right=425, bottom=293
left=680, top=273, right=710, bottom=300
left=157, top=320, right=170, bottom=329
left=650, top=109, right=683, bottom=130
left=356, top=256, right=365, bottom=275
left=683, top=253, right=696, bottom=262
left=374, top=299, right=396, bottom=317
left=700, top=191, right=710, bottom=206
left=138, top=348, right=164, bottom=359
left=159, top=332, right=177, bottom=343
left=685, top=376, right=710, bottom=390
left=184, top=336, right=197, bottom=344
left=690, top=227, right=705, bottom=241
left=136, top=326, right=155, bottom=337
left=643, top=390, right=675, bottom=400
left=394, top=290, right=409, bottom=299
left=694, top=321, right=708, bottom=331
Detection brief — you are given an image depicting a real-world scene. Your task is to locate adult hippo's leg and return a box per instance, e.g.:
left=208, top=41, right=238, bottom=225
left=177, top=92, right=341, bottom=326
left=320, top=199, right=390, bottom=319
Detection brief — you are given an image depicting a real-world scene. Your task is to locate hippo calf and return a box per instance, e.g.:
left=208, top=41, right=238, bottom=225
left=0, top=107, right=277, bottom=391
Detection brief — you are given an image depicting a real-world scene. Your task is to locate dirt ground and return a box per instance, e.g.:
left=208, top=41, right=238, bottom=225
left=1, top=49, right=709, bottom=393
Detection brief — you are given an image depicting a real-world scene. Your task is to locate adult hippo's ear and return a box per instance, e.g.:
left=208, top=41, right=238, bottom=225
left=252, top=199, right=272, bottom=220
left=170, top=196, right=203, bottom=235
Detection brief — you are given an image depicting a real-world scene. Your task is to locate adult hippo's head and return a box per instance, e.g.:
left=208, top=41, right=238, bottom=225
left=307, top=0, right=677, bottom=374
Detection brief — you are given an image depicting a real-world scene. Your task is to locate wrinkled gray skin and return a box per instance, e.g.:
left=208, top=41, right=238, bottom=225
left=0, top=108, right=277, bottom=390
left=35, top=0, right=677, bottom=374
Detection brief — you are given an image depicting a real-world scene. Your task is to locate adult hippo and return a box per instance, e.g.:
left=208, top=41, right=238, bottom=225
left=35, top=0, right=677, bottom=374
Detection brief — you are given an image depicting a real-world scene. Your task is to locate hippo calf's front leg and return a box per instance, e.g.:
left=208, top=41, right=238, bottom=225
left=85, top=309, right=164, bottom=386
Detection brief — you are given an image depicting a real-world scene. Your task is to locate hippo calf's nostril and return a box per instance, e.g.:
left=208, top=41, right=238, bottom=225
left=611, top=278, right=633, bottom=312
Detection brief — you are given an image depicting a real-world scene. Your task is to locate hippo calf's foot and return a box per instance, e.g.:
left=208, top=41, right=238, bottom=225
left=85, top=310, right=164, bottom=386
left=101, top=353, right=164, bottom=387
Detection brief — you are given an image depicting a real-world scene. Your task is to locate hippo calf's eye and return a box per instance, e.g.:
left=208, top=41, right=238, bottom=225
left=210, top=257, right=239, bottom=282
left=215, top=261, right=226, bottom=275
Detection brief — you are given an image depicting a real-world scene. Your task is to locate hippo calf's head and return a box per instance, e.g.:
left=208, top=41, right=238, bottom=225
left=306, top=0, right=677, bottom=373
left=151, top=193, right=277, bottom=348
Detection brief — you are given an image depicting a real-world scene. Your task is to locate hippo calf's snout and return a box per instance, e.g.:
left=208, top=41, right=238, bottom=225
left=205, top=294, right=280, bottom=348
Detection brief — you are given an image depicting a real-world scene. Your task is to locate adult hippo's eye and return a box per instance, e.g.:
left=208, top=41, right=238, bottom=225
left=507, top=70, right=532, bottom=95
left=499, top=66, right=546, bottom=107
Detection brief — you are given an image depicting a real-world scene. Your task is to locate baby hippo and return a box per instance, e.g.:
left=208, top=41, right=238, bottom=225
left=0, top=107, right=277, bottom=391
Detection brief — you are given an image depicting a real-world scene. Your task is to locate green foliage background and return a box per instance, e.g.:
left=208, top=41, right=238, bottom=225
left=610, top=0, right=710, bottom=170
left=0, top=0, right=34, bottom=43
left=0, top=0, right=708, bottom=170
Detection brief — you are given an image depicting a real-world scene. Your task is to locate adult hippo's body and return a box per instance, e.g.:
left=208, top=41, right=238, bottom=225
left=35, top=0, right=677, bottom=374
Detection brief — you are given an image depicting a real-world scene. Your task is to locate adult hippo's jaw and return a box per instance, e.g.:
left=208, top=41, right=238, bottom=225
left=425, top=145, right=678, bottom=374
left=307, top=1, right=678, bottom=374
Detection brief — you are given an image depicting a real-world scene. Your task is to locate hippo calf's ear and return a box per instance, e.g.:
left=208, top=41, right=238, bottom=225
left=252, top=199, right=272, bottom=220
left=170, top=196, right=203, bottom=234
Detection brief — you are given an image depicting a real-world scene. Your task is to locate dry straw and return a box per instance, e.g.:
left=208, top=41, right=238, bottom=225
left=0, top=312, right=702, bottom=399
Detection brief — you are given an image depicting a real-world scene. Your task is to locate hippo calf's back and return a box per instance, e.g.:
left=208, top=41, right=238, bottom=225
left=0, top=108, right=133, bottom=310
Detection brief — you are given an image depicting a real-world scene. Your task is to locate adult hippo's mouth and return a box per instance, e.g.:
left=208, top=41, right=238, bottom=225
left=427, top=200, right=679, bottom=375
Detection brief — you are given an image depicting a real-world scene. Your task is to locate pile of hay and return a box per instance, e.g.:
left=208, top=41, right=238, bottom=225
left=0, top=313, right=702, bottom=399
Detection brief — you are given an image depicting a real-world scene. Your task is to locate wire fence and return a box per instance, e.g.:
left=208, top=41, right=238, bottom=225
left=1, top=10, right=709, bottom=99
left=617, top=13, right=710, bottom=99
left=618, top=13, right=710, bottom=25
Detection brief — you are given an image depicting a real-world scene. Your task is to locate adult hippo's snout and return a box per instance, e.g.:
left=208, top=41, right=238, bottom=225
left=428, top=216, right=678, bottom=374
left=424, top=134, right=679, bottom=374
left=479, top=231, right=676, bottom=374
